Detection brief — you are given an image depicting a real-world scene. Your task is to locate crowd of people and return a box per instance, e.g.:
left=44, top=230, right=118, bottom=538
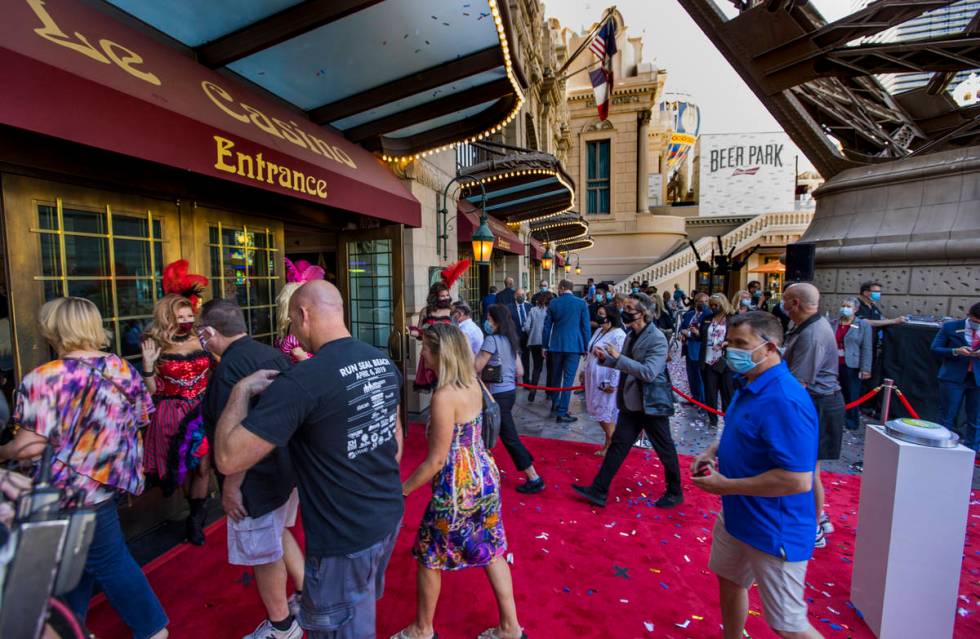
left=0, top=252, right=977, bottom=639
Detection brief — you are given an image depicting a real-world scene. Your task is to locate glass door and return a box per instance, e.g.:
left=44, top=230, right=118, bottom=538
left=337, top=225, right=406, bottom=408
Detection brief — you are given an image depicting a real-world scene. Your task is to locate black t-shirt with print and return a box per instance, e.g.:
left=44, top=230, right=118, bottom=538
left=242, top=337, right=403, bottom=557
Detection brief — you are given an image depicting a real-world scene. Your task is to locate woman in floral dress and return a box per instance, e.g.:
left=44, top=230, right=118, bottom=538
left=393, top=323, right=525, bottom=639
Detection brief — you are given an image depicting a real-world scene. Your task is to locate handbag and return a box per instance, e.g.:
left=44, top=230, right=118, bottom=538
left=480, top=335, right=504, bottom=384
left=478, top=379, right=501, bottom=450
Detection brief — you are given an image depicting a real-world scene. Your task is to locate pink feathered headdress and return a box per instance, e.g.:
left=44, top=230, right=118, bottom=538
left=285, top=257, right=325, bottom=284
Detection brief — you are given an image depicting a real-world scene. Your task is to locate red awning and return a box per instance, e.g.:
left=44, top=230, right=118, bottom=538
left=0, top=0, right=420, bottom=226
left=529, top=238, right=545, bottom=260
left=457, top=201, right=522, bottom=256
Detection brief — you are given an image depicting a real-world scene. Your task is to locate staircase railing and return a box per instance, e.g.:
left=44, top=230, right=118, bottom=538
left=612, top=210, right=814, bottom=291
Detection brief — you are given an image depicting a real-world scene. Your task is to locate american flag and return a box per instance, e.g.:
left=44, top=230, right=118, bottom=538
left=732, top=166, right=760, bottom=176
left=589, top=18, right=617, bottom=121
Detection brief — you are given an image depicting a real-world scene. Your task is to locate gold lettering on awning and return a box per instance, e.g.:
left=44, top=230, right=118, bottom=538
left=214, top=135, right=327, bottom=200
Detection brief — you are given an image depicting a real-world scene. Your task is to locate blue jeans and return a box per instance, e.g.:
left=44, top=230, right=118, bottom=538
left=939, top=378, right=980, bottom=450
left=549, top=352, right=581, bottom=417
left=64, top=499, right=168, bottom=639
left=685, top=357, right=704, bottom=403
left=839, top=363, right=862, bottom=430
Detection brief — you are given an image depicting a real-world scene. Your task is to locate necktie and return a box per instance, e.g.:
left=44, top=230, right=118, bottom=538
left=518, top=304, right=525, bottom=327
left=970, top=329, right=979, bottom=373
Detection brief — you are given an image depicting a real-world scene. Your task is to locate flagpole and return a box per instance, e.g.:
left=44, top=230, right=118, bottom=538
left=551, top=6, right=616, bottom=84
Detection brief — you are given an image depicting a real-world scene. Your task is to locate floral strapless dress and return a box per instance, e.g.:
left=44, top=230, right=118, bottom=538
left=412, top=415, right=507, bottom=570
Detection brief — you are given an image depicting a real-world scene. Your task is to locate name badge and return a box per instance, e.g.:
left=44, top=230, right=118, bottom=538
left=838, top=349, right=845, bottom=357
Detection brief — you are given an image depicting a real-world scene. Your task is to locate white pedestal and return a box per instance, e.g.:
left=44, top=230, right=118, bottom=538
left=851, top=425, right=974, bottom=638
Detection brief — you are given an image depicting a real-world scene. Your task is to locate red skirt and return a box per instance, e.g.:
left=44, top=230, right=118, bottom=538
left=144, top=396, right=198, bottom=481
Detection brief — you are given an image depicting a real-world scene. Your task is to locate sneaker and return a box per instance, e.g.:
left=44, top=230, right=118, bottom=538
left=819, top=512, right=834, bottom=534
left=516, top=478, right=545, bottom=494
left=243, top=618, right=303, bottom=639
left=814, top=526, right=827, bottom=549
left=287, top=592, right=301, bottom=618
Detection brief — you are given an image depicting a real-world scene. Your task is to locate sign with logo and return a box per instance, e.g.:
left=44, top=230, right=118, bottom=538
left=698, top=132, right=796, bottom=217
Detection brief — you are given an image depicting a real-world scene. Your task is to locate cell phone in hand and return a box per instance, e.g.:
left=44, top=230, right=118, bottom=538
left=694, top=460, right=715, bottom=477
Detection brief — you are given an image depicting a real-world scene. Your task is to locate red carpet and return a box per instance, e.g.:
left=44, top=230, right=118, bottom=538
left=88, top=426, right=980, bottom=638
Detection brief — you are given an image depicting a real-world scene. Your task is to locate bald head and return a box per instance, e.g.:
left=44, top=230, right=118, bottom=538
left=288, top=280, right=349, bottom=353
left=783, top=282, right=820, bottom=323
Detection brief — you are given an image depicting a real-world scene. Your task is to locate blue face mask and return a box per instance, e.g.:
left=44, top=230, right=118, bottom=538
left=541, top=285, right=548, bottom=292
left=840, top=307, right=854, bottom=318
left=968, top=319, right=980, bottom=330
left=631, top=287, right=639, bottom=294
left=740, top=298, right=751, bottom=307
left=725, top=342, right=768, bottom=374
left=870, top=291, right=882, bottom=302
left=483, top=320, right=494, bottom=334
left=606, top=292, right=614, bottom=301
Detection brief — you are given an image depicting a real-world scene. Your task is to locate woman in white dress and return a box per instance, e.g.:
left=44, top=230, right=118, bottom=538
left=581, top=305, right=627, bottom=456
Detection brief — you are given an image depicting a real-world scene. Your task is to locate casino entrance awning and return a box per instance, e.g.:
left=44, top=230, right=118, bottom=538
left=102, top=0, right=525, bottom=162
left=557, top=237, right=595, bottom=253
left=457, top=200, right=522, bottom=255
left=457, top=141, right=575, bottom=224
left=529, top=213, right=589, bottom=246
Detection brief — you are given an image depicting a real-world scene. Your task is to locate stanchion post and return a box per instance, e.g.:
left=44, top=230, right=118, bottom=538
left=880, top=378, right=895, bottom=423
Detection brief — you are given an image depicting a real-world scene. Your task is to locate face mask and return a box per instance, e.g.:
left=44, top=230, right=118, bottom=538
left=436, top=298, right=451, bottom=309
left=968, top=319, right=980, bottom=330
left=695, top=302, right=705, bottom=310
left=483, top=320, right=494, bottom=334
left=541, top=285, right=549, bottom=292
left=621, top=309, right=638, bottom=324
left=870, top=291, right=882, bottom=302
left=631, top=287, right=639, bottom=294
left=599, top=315, right=610, bottom=325
left=725, top=342, right=768, bottom=374
left=177, top=321, right=194, bottom=334
left=740, top=299, right=751, bottom=307
left=606, top=292, right=614, bottom=301
left=840, top=307, right=854, bottom=318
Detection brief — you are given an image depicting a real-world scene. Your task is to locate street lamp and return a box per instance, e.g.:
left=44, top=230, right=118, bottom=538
left=541, top=245, right=554, bottom=271
left=563, top=251, right=572, bottom=273
left=574, top=255, right=582, bottom=275
left=471, top=213, right=495, bottom=265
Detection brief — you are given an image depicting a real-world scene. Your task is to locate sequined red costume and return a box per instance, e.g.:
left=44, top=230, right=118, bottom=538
left=143, top=351, right=211, bottom=485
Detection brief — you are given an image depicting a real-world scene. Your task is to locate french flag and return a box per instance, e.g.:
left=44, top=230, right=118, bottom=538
left=589, top=19, right=617, bottom=121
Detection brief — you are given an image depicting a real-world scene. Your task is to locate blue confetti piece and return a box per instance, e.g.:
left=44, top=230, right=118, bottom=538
left=587, top=589, right=596, bottom=596
left=563, top=586, right=571, bottom=593
left=830, top=624, right=842, bottom=630
left=660, top=582, right=669, bottom=590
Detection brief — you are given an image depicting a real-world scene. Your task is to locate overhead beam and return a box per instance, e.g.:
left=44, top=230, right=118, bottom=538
left=309, top=47, right=504, bottom=124
left=196, top=0, right=384, bottom=68
left=476, top=182, right=565, bottom=205
left=344, top=79, right=513, bottom=142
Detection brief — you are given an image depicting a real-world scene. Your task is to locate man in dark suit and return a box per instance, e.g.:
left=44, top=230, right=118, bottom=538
left=495, top=277, right=516, bottom=307
left=508, top=288, right=532, bottom=386
left=542, top=279, right=592, bottom=423
left=931, top=301, right=980, bottom=449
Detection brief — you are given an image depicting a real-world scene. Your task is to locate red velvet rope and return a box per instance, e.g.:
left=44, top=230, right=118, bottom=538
left=517, top=383, right=585, bottom=392
left=894, top=389, right=921, bottom=419
left=670, top=386, right=727, bottom=416
left=845, top=386, right=881, bottom=411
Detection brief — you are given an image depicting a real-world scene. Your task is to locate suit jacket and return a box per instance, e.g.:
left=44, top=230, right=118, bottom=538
left=829, top=317, right=873, bottom=372
left=600, top=322, right=674, bottom=417
left=542, top=292, right=591, bottom=354
left=931, top=319, right=980, bottom=385
left=495, top=287, right=516, bottom=307
left=679, top=308, right=705, bottom=361
left=507, top=301, right=532, bottom=337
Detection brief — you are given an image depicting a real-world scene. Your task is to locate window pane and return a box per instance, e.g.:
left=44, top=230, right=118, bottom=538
left=43, top=279, right=62, bottom=301
left=153, top=219, right=162, bottom=239
left=587, top=142, right=596, bottom=180
left=251, top=278, right=272, bottom=307
left=64, top=236, right=109, bottom=276
left=40, top=233, right=61, bottom=277
left=38, top=204, right=57, bottom=230
left=249, top=307, right=272, bottom=336
left=116, top=279, right=156, bottom=317
left=600, top=188, right=610, bottom=214
left=114, top=239, right=152, bottom=277
left=113, top=215, right=148, bottom=238
left=588, top=190, right=597, bottom=215
left=119, top=319, right=151, bottom=357
left=62, top=207, right=106, bottom=234
left=68, top=280, right=112, bottom=318
left=154, top=242, right=163, bottom=277
left=252, top=250, right=272, bottom=277
left=209, top=225, right=219, bottom=244
left=598, top=140, right=610, bottom=179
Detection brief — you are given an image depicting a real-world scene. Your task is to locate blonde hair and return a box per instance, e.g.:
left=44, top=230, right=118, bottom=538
left=145, top=294, right=194, bottom=349
left=422, top=323, right=476, bottom=390
left=731, top=289, right=751, bottom=310
left=709, top=293, right=733, bottom=316
left=276, top=282, right=302, bottom=339
left=39, top=297, right=110, bottom=354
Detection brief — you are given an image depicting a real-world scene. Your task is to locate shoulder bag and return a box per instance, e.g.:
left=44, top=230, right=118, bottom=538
left=478, top=378, right=501, bottom=450
left=480, top=335, right=504, bottom=384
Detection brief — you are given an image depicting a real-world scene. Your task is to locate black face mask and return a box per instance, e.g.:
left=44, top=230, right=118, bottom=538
left=599, top=315, right=611, bottom=325
left=436, top=298, right=451, bottom=309
left=621, top=310, right=638, bottom=324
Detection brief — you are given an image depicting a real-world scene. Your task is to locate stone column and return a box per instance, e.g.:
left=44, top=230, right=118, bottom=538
left=637, top=109, right=652, bottom=213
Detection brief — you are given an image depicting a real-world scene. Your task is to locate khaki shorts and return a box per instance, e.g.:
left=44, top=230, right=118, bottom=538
left=708, top=516, right=810, bottom=632
left=227, top=495, right=293, bottom=566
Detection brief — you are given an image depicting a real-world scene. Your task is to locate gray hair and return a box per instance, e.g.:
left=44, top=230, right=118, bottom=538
left=840, top=296, right=861, bottom=310
left=451, top=301, right=472, bottom=317
left=628, top=292, right=655, bottom=322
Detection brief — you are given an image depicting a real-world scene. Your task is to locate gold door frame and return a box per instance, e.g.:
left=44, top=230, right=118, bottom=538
left=1, top=174, right=181, bottom=376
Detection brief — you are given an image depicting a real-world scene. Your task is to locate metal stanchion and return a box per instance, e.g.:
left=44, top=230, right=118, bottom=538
left=880, top=378, right=895, bottom=423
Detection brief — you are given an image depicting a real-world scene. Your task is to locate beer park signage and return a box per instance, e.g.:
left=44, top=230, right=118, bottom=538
left=698, top=132, right=796, bottom=217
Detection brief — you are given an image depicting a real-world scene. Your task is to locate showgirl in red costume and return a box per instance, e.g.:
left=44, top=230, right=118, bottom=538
left=412, top=259, right=469, bottom=391
left=140, top=260, right=213, bottom=545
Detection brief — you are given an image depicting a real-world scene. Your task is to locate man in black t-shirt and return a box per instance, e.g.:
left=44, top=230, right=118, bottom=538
left=199, top=299, right=302, bottom=639
left=214, top=281, right=404, bottom=639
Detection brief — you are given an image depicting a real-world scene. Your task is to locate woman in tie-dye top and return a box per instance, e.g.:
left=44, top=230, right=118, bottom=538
left=0, top=297, right=168, bottom=639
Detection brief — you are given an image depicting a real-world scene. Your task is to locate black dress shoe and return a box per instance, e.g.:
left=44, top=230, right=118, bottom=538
left=556, top=415, right=578, bottom=424
left=516, top=478, right=545, bottom=494
left=654, top=492, right=684, bottom=509
left=528, top=390, right=536, bottom=402
left=572, top=483, right=607, bottom=507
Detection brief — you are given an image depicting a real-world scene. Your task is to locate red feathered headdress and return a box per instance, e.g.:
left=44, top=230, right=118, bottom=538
left=285, top=257, right=325, bottom=284
left=440, top=259, right=470, bottom=289
left=162, top=259, right=208, bottom=311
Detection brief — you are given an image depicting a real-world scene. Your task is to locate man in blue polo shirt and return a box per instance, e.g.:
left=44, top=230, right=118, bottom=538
left=691, top=311, right=822, bottom=639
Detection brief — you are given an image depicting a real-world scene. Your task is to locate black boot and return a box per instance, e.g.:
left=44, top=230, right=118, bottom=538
left=186, top=497, right=208, bottom=546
